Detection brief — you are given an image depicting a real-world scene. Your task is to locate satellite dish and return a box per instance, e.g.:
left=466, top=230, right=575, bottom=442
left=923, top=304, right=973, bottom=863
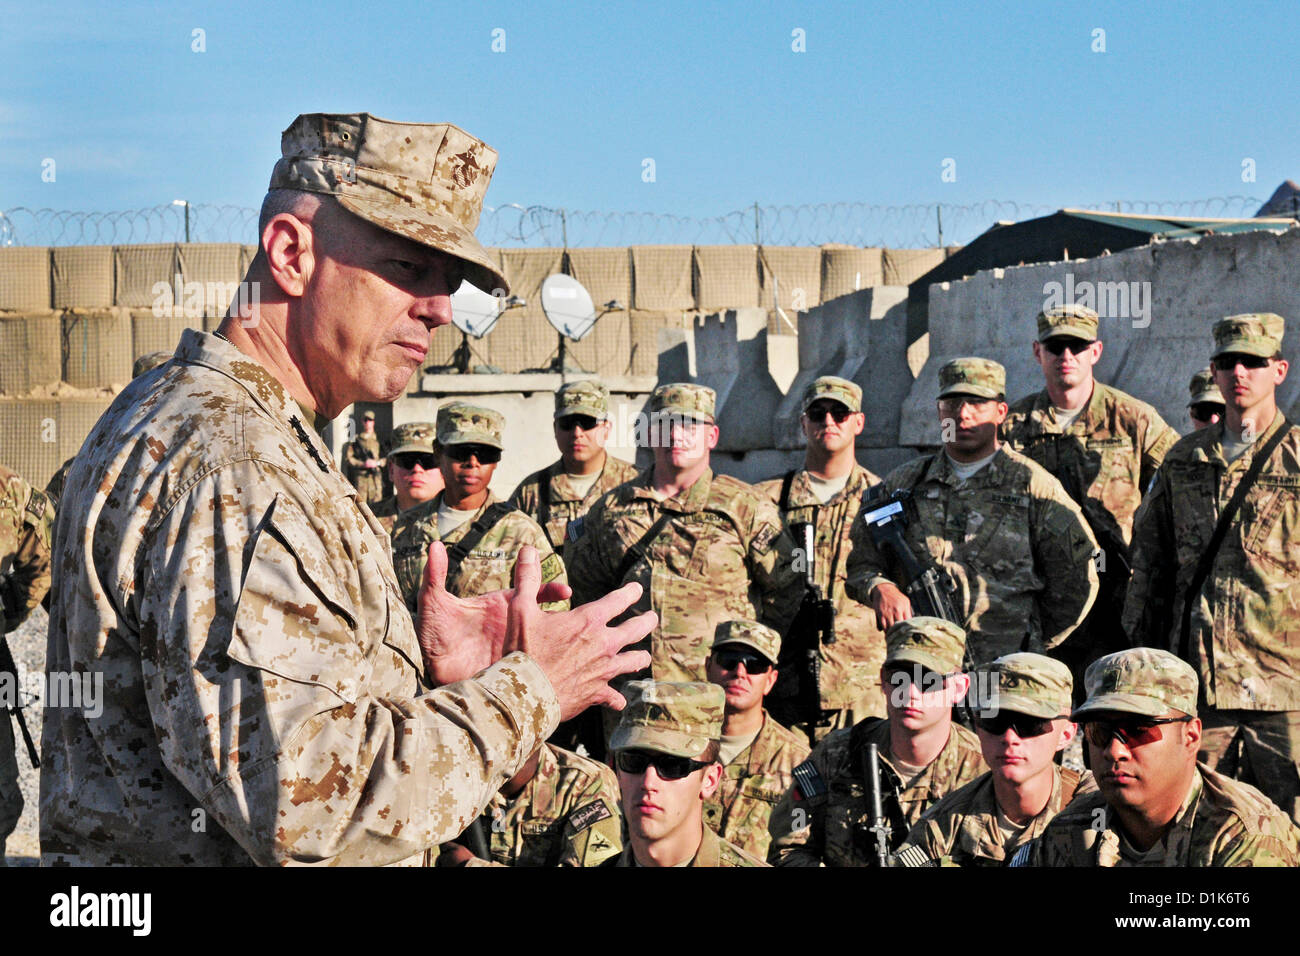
left=541, top=274, right=598, bottom=341
left=451, top=281, right=503, bottom=339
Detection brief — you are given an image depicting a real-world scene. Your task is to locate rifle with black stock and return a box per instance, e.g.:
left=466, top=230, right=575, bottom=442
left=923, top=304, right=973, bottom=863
left=0, top=634, right=39, bottom=767
left=865, top=742, right=892, bottom=866
left=771, top=520, right=836, bottom=736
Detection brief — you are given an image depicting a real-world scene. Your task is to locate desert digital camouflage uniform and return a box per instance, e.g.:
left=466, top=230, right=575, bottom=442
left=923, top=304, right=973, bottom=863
left=38, top=109, right=568, bottom=867
left=767, top=619, right=987, bottom=866
left=343, top=427, right=386, bottom=505
left=44, top=458, right=75, bottom=509
left=1125, top=313, right=1300, bottom=823
left=567, top=385, right=802, bottom=684
left=463, top=743, right=623, bottom=867
left=847, top=359, right=1099, bottom=665
left=389, top=405, right=566, bottom=613
left=1, top=466, right=54, bottom=854
left=704, top=714, right=810, bottom=859
left=368, top=421, right=436, bottom=536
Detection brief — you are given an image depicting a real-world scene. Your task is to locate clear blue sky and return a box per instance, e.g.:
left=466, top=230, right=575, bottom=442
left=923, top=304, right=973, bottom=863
left=1, top=0, right=1293, bottom=243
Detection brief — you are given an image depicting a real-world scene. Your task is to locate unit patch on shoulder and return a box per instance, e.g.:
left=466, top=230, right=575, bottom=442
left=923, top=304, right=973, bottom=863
left=568, top=800, right=613, bottom=833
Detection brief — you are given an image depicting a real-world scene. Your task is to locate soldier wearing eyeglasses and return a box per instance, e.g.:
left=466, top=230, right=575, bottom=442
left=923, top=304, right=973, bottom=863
left=509, top=380, right=638, bottom=559
left=701, top=620, right=810, bottom=859
left=1186, top=366, right=1225, bottom=432
left=391, top=402, right=567, bottom=612
left=368, top=420, right=443, bottom=535
left=754, top=376, right=886, bottom=742
left=847, top=358, right=1099, bottom=666
left=1001, top=305, right=1177, bottom=685
left=604, top=680, right=768, bottom=866
left=1018, top=648, right=1300, bottom=866
left=893, top=653, right=1092, bottom=866
left=1125, top=314, right=1300, bottom=825
left=767, top=618, right=987, bottom=866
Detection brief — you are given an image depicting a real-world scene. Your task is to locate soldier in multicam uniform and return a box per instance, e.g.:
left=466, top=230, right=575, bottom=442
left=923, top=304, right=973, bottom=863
left=390, top=403, right=567, bottom=614
left=0, top=466, right=54, bottom=864
left=1125, top=313, right=1300, bottom=825
left=701, top=620, right=810, bottom=859
left=1002, top=305, right=1177, bottom=680
left=1019, top=648, right=1300, bottom=866
left=1186, top=365, right=1225, bottom=432
left=755, top=376, right=885, bottom=742
left=368, top=421, right=443, bottom=535
left=38, top=112, right=653, bottom=866
left=509, top=379, right=638, bottom=558
left=604, top=680, right=768, bottom=866
left=342, top=409, right=387, bottom=505
left=894, top=653, right=1092, bottom=867
left=847, top=358, right=1100, bottom=666
left=567, top=383, right=802, bottom=688
left=767, top=617, right=987, bottom=866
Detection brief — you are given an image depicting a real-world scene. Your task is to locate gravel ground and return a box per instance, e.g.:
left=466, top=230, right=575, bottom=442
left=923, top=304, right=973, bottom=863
left=3, top=605, right=46, bottom=867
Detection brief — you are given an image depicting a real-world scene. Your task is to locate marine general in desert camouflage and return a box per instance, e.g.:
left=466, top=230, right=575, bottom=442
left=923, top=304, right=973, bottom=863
left=767, top=618, right=987, bottom=866
left=1125, top=313, right=1300, bottom=825
left=701, top=620, right=810, bottom=859
left=605, top=680, right=768, bottom=867
left=1002, top=305, right=1177, bottom=680
left=756, top=375, right=886, bottom=741
left=390, top=402, right=566, bottom=613
left=0, top=466, right=54, bottom=863
left=894, top=653, right=1091, bottom=867
left=847, top=357, right=1099, bottom=665
left=509, top=379, right=638, bottom=557
left=38, top=112, right=653, bottom=866
left=1020, top=649, right=1300, bottom=866
left=567, top=383, right=802, bottom=686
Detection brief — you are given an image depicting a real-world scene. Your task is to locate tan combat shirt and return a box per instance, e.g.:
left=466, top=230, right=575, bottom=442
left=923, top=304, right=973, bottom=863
left=509, top=454, right=639, bottom=555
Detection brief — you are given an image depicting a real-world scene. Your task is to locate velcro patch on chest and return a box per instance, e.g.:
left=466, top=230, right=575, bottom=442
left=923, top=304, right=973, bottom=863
left=566, top=516, right=585, bottom=542
left=568, top=800, right=613, bottom=833
left=894, top=844, right=938, bottom=867
left=521, top=820, right=560, bottom=836
left=752, top=522, right=779, bottom=552
left=1086, top=438, right=1132, bottom=450
left=988, top=493, right=1029, bottom=509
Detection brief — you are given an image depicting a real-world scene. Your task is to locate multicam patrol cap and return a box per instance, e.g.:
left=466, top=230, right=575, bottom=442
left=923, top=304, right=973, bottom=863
left=1071, top=648, right=1199, bottom=721
left=1211, top=312, right=1285, bottom=359
left=884, top=617, right=967, bottom=676
left=388, top=421, right=437, bottom=455
left=555, top=379, right=610, bottom=420
left=436, top=402, right=504, bottom=449
left=971, top=653, right=1073, bottom=720
left=649, top=383, right=716, bottom=423
left=1187, top=366, right=1224, bottom=406
left=937, top=358, right=1006, bottom=401
left=802, top=375, right=862, bottom=413
left=132, top=350, right=171, bottom=379
left=610, top=680, right=725, bottom=759
left=269, top=113, right=508, bottom=295
left=1037, top=303, right=1100, bottom=343
left=711, top=620, right=782, bottom=665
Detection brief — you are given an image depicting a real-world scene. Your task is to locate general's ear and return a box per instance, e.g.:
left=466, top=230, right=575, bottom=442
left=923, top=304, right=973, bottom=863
left=262, top=214, right=316, bottom=297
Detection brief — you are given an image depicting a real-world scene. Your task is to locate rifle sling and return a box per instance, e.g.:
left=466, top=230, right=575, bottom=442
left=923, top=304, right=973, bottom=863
left=615, top=512, right=676, bottom=583
left=778, top=469, right=797, bottom=512
left=537, top=471, right=552, bottom=534
left=445, top=502, right=516, bottom=579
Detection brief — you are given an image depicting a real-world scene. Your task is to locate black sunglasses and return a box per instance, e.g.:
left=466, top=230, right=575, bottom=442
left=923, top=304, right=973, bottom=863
left=1212, top=352, right=1273, bottom=372
left=616, top=750, right=710, bottom=780
left=557, top=414, right=602, bottom=432
left=1082, top=715, right=1193, bottom=749
left=444, top=444, right=501, bottom=464
left=883, top=664, right=948, bottom=692
left=974, top=711, right=1063, bottom=739
left=392, top=452, right=438, bottom=470
left=1042, top=337, right=1095, bottom=356
left=711, top=647, right=773, bottom=674
left=804, top=402, right=853, bottom=423
left=1189, top=402, right=1224, bottom=422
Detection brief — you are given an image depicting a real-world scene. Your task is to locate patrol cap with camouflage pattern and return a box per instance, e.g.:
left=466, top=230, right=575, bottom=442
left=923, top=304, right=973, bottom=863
left=1071, top=648, right=1199, bottom=721
left=1188, top=366, right=1224, bottom=406
left=937, top=358, right=1006, bottom=401
left=437, top=402, right=504, bottom=449
left=388, top=421, right=436, bottom=456
left=610, top=680, right=725, bottom=759
left=649, top=383, right=716, bottom=423
left=1211, top=312, right=1285, bottom=360
left=269, top=112, right=508, bottom=295
left=362, top=409, right=376, bottom=421
left=802, top=375, right=862, bottom=414
left=1037, top=303, right=1100, bottom=343
left=971, top=653, right=1073, bottom=720
left=711, top=619, right=781, bottom=665
left=555, top=379, right=610, bottom=420
left=132, top=351, right=171, bottom=379
left=884, top=617, right=968, bottom=676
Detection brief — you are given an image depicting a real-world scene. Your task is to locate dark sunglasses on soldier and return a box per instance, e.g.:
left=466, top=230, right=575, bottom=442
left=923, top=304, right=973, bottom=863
left=1082, top=715, right=1193, bottom=749
left=557, top=414, right=601, bottom=432
left=616, top=749, right=711, bottom=780
left=974, top=711, right=1063, bottom=739
left=1189, top=402, right=1224, bottom=422
left=444, top=444, right=501, bottom=464
left=712, top=647, right=774, bottom=674
left=1211, top=352, right=1272, bottom=372
left=1042, top=336, right=1095, bottom=357
left=804, top=402, right=853, bottom=423
left=392, top=452, right=438, bottom=470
